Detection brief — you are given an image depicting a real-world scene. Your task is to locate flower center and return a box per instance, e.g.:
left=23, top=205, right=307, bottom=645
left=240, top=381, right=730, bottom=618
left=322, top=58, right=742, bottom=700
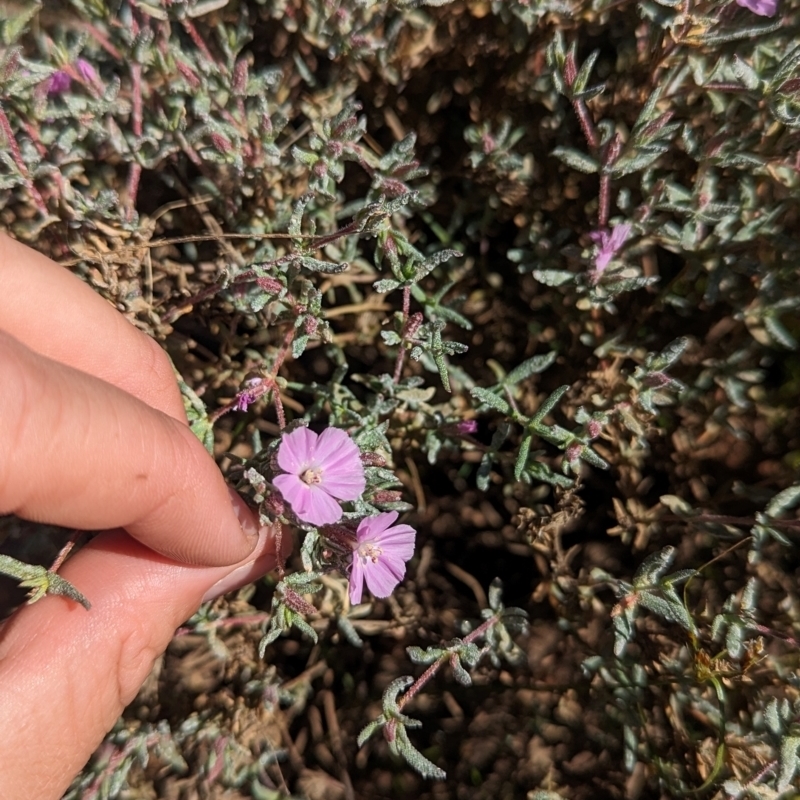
left=301, top=466, right=323, bottom=485
left=358, top=542, right=383, bottom=564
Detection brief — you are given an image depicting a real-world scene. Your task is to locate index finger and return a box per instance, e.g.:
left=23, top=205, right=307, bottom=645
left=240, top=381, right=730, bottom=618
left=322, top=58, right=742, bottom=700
left=0, top=331, right=257, bottom=566
left=0, top=234, right=186, bottom=422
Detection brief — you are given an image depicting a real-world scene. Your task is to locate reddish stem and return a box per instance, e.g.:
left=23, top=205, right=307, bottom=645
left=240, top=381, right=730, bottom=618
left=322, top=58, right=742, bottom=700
left=572, top=99, right=598, bottom=151
left=395, top=613, right=499, bottom=713
left=49, top=531, right=83, bottom=573
left=310, top=216, right=364, bottom=250
left=182, top=19, right=216, bottom=63
left=270, top=327, right=296, bottom=429
left=392, top=286, right=412, bottom=384
left=78, top=21, right=123, bottom=60
left=126, top=57, right=143, bottom=220
left=599, top=135, right=622, bottom=229
left=126, top=163, right=142, bottom=221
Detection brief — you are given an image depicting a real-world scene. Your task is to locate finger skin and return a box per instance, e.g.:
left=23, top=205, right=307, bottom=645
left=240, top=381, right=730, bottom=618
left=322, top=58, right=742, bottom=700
left=0, top=331, right=255, bottom=566
left=0, top=233, right=186, bottom=421
left=0, top=525, right=283, bottom=800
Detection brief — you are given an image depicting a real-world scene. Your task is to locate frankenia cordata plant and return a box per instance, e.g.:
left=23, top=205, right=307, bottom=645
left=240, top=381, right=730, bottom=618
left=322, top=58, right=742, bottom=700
left=2, top=0, right=800, bottom=796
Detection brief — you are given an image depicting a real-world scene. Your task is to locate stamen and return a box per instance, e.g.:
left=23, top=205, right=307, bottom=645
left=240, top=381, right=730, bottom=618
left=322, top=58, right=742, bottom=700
left=301, top=466, right=323, bottom=485
left=358, top=542, right=383, bottom=564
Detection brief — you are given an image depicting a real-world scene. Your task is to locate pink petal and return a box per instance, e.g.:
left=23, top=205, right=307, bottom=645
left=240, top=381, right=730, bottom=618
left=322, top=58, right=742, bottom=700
left=364, top=556, right=406, bottom=598
left=315, top=431, right=365, bottom=476
left=374, top=526, right=416, bottom=562
left=277, top=427, right=318, bottom=473
left=736, top=0, right=778, bottom=15
left=313, top=427, right=356, bottom=464
left=273, top=473, right=307, bottom=509
left=357, top=511, right=399, bottom=540
left=321, top=471, right=366, bottom=501
left=349, top=558, right=366, bottom=604
left=298, top=486, right=343, bottom=526
left=76, top=58, right=97, bottom=82
left=609, top=223, right=632, bottom=250
left=274, top=474, right=342, bottom=525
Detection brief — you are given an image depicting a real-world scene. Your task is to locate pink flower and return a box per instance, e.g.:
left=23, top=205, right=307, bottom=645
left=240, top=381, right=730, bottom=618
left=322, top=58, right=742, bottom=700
left=75, top=58, right=98, bottom=83
left=736, top=0, right=778, bottom=15
left=440, top=419, right=478, bottom=438
left=349, top=512, right=416, bottom=604
left=588, top=223, right=632, bottom=283
left=47, top=70, right=71, bottom=95
left=233, top=376, right=267, bottom=412
left=273, top=427, right=365, bottom=526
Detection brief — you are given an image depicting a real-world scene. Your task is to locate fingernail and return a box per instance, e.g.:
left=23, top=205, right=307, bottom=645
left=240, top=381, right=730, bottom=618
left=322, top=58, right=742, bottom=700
left=201, top=526, right=277, bottom=603
left=227, top=487, right=259, bottom=543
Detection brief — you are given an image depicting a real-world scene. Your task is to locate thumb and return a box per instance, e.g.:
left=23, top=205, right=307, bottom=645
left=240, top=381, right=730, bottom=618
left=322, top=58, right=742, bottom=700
left=0, top=522, right=289, bottom=800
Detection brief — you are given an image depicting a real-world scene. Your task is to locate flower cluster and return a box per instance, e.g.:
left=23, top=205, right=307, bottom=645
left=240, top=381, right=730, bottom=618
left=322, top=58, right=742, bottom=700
left=46, top=58, right=99, bottom=95
left=588, top=223, right=632, bottom=284
left=272, top=427, right=416, bottom=603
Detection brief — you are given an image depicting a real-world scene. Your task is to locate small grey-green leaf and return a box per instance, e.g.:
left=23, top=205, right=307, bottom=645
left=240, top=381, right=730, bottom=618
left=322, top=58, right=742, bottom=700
left=393, top=723, right=447, bottom=780
left=532, top=269, right=574, bottom=287
left=374, top=278, right=401, bottom=293
left=514, top=434, right=533, bottom=481
left=407, top=646, right=444, bottom=665
left=338, top=616, right=364, bottom=648
left=638, top=589, right=697, bottom=634
left=357, top=718, right=386, bottom=748
left=531, top=385, right=570, bottom=425
left=777, top=736, right=800, bottom=792
left=297, top=255, right=348, bottom=274
left=573, top=49, right=600, bottom=94
left=505, top=351, right=558, bottom=385
left=634, top=546, right=676, bottom=586
left=470, top=387, right=511, bottom=414
left=488, top=577, right=504, bottom=611
left=552, top=146, right=599, bottom=174
left=649, top=337, right=688, bottom=371
left=764, top=484, right=800, bottom=518
left=450, top=655, right=472, bottom=686
left=382, top=676, right=414, bottom=716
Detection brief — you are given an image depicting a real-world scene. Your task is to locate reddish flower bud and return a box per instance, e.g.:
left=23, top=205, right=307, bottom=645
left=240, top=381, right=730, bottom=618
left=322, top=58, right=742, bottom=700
left=643, top=371, right=672, bottom=388
left=282, top=587, right=318, bottom=616
left=383, top=235, right=398, bottom=256
left=403, top=312, right=424, bottom=340
left=233, top=59, right=249, bottom=95
left=263, top=492, right=285, bottom=517
left=47, top=70, right=71, bottom=95
left=441, top=419, right=478, bottom=437
left=211, top=132, right=233, bottom=153
left=361, top=452, right=387, bottom=467
left=256, top=276, right=283, bottom=295
left=380, top=178, right=409, bottom=198
left=76, top=59, right=97, bottom=83
left=564, top=51, right=577, bottom=88
left=371, top=490, right=403, bottom=504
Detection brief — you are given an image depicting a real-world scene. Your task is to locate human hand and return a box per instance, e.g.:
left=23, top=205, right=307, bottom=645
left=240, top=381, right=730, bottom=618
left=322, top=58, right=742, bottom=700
left=0, top=234, right=285, bottom=800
